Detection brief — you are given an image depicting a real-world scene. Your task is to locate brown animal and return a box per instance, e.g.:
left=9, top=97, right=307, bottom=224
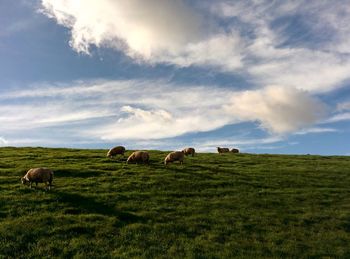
left=126, top=151, right=149, bottom=164
left=231, top=148, right=239, bottom=153
left=182, top=147, right=195, bottom=157
left=107, top=146, right=126, bottom=158
left=217, top=147, right=230, bottom=154
left=164, top=151, right=185, bottom=165
left=21, top=168, right=54, bottom=190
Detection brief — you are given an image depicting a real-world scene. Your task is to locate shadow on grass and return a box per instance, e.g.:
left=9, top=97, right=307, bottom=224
left=53, top=191, right=144, bottom=225
left=54, top=169, right=105, bottom=178
left=189, top=164, right=242, bottom=175
left=0, top=201, right=6, bottom=218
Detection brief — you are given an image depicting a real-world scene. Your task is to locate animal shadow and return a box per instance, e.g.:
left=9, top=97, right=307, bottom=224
left=53, top=191, right=144, bottom=225
left=54, top=168, right=103, bottom=178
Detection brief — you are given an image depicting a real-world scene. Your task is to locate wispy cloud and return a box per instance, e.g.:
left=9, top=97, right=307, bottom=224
left=0, top=80, right=233, bottom=139
left=40, top=0, right=350, bottom=93
left=0, top=80, right=327, bottom=142
left=295, top=127, right=339, bottom=135
left=337, top=101, right=350, bottom=112
left=3, top=0, right=349, bottom=151
left=323, top=101, right=350, bottom=124
left=88, top=104, right=233, bottom=140
left=324, top=112, right=350, bottom=123
left=0, top=137, right=8, bottom=146
left=214, top=1, right=350, bottom=92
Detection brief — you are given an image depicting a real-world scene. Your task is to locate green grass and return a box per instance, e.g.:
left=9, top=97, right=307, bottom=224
left=0, top=147, right=350, bottom=258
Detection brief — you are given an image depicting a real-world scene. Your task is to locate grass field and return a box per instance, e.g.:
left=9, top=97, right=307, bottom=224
left=0, top=147, right=350, bottom=258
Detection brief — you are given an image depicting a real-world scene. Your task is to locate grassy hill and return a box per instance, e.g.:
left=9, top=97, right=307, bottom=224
left=0, top=147, right=349, bottom=258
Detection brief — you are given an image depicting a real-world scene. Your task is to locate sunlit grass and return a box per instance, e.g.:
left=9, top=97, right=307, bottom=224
left=0, top=147, right=349, bottom=258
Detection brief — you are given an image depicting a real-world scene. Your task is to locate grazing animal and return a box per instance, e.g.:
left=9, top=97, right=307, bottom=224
left=231, top=148, right=239, bottom=153
left=107, top=146, right=126, bottom=158
left=21, top=168, right=54, bottom=190
left=182, top=147, right=195, bottom=157
left=217, top=147, right=230, bottom=154
left=164, top=151, right=185, bottom=165
left=126, top=151, right=150, bottom=164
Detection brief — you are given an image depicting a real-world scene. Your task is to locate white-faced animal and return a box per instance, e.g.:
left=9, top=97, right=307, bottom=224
left=164, top=151, right=185, bottom=166
left=107, top=146, right=126, bottom=158
left=231, top=148, right=239, bottom=153
left=126, top=151, right=150, bottom=164
left=217, top=147, right=230, bottom=154
left=21, top=168, right=54, bottom=190
left=182, top=147, right=195, bottom=157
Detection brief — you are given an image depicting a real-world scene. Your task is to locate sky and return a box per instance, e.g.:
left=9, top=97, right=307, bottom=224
left=0, top=0, right=350, bottom=155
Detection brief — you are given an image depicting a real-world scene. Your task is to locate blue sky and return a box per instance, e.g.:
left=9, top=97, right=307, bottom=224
left=0, top=0, right=350, bottom=155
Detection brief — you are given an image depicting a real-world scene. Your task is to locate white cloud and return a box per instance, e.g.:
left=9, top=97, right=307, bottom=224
left=325, top=112, right=350, bottom=123
left=337, top=102, right=350, bottom=112
left=212, top=0, right=350, bottom=92
left=0, top=103, right=114, bottom=130
left=40, top=0, right=350, bottom=93
left=247, top=49, right=350, bottom=93
left=295, top=127, right=339, bottom=135
left=40, top=0, right=236, bottom=65
left=41, top=0, right=203, bottom=55
left=224, top=86, right=327, bottom=134
left=1, top=137, right=104, bottom=148
left=0, top=137, right=8, bottom=146
left=40, top=0, right=244, bottom=69
left=90, top=104, right=232, bottom=140
left=159, top=32, right=243, bottom=71
left=0, top=80, right=328, bottom=142
left=304, top=2, right=350, bottom=54
left=0, top=80, right=233, bottom=138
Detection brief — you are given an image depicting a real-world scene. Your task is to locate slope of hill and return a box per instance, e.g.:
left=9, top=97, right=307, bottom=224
left=0, top=147, right=349, bottom=258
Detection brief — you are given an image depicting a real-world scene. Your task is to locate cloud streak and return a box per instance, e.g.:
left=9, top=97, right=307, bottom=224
left=0, top=80, right=327, bottom=143
left=0, top=137, right=8, bottom=146
left=295, top=127, right=339, bottom=135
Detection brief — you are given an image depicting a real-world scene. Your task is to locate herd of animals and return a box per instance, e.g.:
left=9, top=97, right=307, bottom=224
left=20, top=146, right=240, bottom=190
